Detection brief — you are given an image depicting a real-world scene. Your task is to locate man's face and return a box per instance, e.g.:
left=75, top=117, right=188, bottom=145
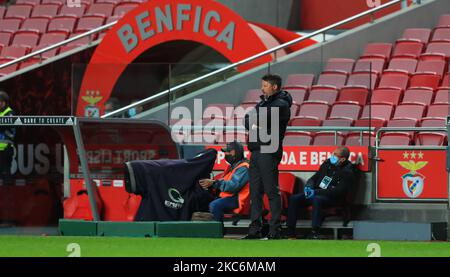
left=261, top=80, right=278, bottom=98
left=332, top=149, right=346, bottom=165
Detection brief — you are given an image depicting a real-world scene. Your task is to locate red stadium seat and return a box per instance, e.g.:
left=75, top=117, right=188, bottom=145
left=371, top=88, right=402, bottom=106
left=0, top=6, right=4, bottom=19
left=322, top=118, right=353, bottom=127
left=1, top=45, right=29, bottom=59
left=297, top=102, right=330, bottom=121
left=315, top=72, right=347, bottom=89
left=324, top=58, right=355, bottom=74
left=387, top=58, right=417, bottom=74
left=16, top=0, right=41, bottom=5
left=59, top=4, right=87, bottom=17
left=393, top=103, right=426, bottom=121
left=392, top=40, right=424, bottom=59
left=4, top=4, right=33, bottom=20
left=283, top=132, right=313, bottom=146
left=85, top=3, right=114, bottom=17
left=431, top=27, right=450, bottom=42
left=284, top=74, right=315, bottom=89
left=288, top=117, right=322, bottom=127
left=354, top=118, right=386, bottom=129
left=242, top=89, right=262, bottom=104
left=421, top=117, right=446, bottom=127
left=284, top=88, right=308, bottom=104
left=306, top=87, right=338, bottom=104
left=360, top=103, right=394, bottom=121
left=0, top=58, right=18, bottom=75
left=353, top=57, right=385, bottom=74
left=0, top=18, right=23, bottom=33
left=329, top=102, right=361, bottom=120
left=361, top=43, right=392, bottom=60
left=415, top=59, right=446, bottom=77
left=33, top=31, right=68, bottom=58
left=425, top=42, right=450, bottom=58
left=386, top=118, right=418, bottom=138
left=75, top=16, right=106, bottom=33
left=48, top=16, right=77, bottom=33
left=31, top=4, right=60, bottom=18
left=345, top=133, right=376, bottom=146
left=313, top=132, right=345, bottom=146
left=20, top=17, right=50, bottom=33
left=12, top=30, right=40, bottom=48
left=409, top=72, right=441, bottom=90
left=399, top=28, right=431, bottom=44
left=434, top=89, right=449, bottom=104
left=426, top=103, right=449, bottom=118
left=337, top=86, right=368, bottom=106
left=378, top=71, right=409, bottom=91
left=440, top=74, right=449, bottom=89
left=379, top=133, right=411, bottom=146
left=113, top=3, right=139, bottom=17
left=415, top=133, right=446, bottom=146
left=0, top=32, right=12, bottom=48
left=401, top=88, right=434, bottom=106
left=347, top=72, right=378, bottom=90
left=437, top=14, right=450, bottom=28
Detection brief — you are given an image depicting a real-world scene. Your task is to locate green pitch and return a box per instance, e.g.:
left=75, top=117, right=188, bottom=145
left=0, top=236, right=449, bottom=257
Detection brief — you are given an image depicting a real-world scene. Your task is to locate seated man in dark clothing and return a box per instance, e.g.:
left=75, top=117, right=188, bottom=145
left=286, top=146, right=356, bottom=239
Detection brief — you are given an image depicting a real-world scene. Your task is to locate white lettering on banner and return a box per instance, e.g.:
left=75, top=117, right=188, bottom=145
left=118, top=3, right=236, bottom=53
left=299, top=152, right=307, bottom=166
left=86, top=149, right=157, bottom=165
left=10, top=143, right=63, bottom=176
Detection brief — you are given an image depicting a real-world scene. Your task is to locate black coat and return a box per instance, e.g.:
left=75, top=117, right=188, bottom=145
left=244, top=90, right=292, bottom=156
left=306, top=160, right=356, bottom=203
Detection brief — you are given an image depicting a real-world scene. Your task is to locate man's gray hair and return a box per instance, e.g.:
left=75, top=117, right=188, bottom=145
left=338, top=146, right=350, bottom=160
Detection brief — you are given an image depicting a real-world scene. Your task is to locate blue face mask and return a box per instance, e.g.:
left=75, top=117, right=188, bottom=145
left=128, top=108, right=137, bottom=117
left=329, top=155, right=339, bottom=165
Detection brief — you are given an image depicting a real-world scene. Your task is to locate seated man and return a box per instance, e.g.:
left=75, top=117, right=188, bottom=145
left=199, top=141, right=250, bottom=222
left=286, top=146, right=356, bottom=239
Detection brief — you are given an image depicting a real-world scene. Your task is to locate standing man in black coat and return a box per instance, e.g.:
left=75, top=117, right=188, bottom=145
left=0, top=91, right=15, bottom=185
left=286, top=146, right=356, bottom=239
left=243, top=74, right=292, bottom=239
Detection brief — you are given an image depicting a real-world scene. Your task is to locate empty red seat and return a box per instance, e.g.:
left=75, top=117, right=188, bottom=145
left=337, top=86, right=368, bottom=106
left=392, top=40, right=424, bottom=59
left=113, top=3, right=139, bottom=17
left=313, top=132, right=345, bottom=146
left=409, top=72, right=441, bottom=90
left=426, top=103, right=448, bottom=118
left=329, top=102, right=361, bottom=120
left=0, top=18, right=23, bottom=33
left=20, top=17, right=50, bottom=33
left=421, top=117, right=446, bottom=127
left=431, top=27, right=450, bottom=42
left=297, top=102, right=330, bottom=121
left=34, top=31, right=68, bottom=58
left=59, top=4, right=87, bottom=17
left=437, top=14, right=450, bottom=28
left=354, top=118, right=386, bottom=129
left=393, top=103, right=426, bottom=121
left=306, top=87, right=338, bottom=104
left=289, top=117, right=322, bottom=127
left=425, top=42, right=450, bottom=58
left=75, top=15, right=106, bottom=34
left=379, top=133, right=411, bottom=146
left=316, top=72, right=347, bottom=89
left=290, top=104, right=299, bottom=116
left=353, top=57, right=385, bottom=73
left=0, top=32, right=12, bottom=48
left=0, top=58, right=18, bottom=75
left=347, top=72, right=378, bottom=90
left=31, top=4, right=60, bottom=18
left=48, top=16, right=77, bottom=33
left=371, top=88, right=402, bottom=106
left=1, top=45, right=28, bottom=59
left=284, top=88, right=308, bottom=104
left=324, top=58, right=355, bottom=74
left=0, top=6, right=4, bottom=19
left=399, top=28, right=431, bottom=44
left=378, top=71, right=409, bottom=91
left=345, top=133, right=376, bottom=146
left=283, top=132, right=313, bottom=146
left=85, top=3, right=114, bottom=17
left=402, top=88, right=434, bottom=106
left=415, top=59, right=446, bottom=77
left=242, top=89, right=262, bottom=104
left=12, top=30, right=40, bottom=47
left=416, top=133, right=446, bottom=146
left=361, top=43, right=392, bottom=60
left=387, top=58, right=417, bottom=74
left=434, top=89, right=449, bottom=104
left=4, top=4, right=33, bottom=20
left=386, top=118, right=418, bottom=138
left=440, top=74, right=449, bottom=89
left=284, top=74, right=315, bottom=89
left=16, top=0, right=41, bottom=5
left=323, top=118, right=353, bottom=127
left=42, top=0, right=66, bottom=4
left=360, top=103, right=394, bottom=121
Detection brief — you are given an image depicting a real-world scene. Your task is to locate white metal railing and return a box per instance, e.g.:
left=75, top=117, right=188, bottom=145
left=102, top=0, right=413, bottom=118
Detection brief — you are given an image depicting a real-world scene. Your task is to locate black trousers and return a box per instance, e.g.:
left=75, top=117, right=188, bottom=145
left=0, top=146, right=13, bottom=184
left=248, top=150, right=282, bottom=235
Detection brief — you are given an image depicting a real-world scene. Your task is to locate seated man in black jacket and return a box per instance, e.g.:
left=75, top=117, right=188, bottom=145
left=286, top=146, right=355, bottom=239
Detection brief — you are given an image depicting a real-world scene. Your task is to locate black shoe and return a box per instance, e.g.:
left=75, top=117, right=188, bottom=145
left=307, top=230, right=320, bottom=240
left=241, top=233, right=261, bottom=240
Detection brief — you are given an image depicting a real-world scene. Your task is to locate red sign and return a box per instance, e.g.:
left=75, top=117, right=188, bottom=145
left=207, top=146, right=370, bottom=172
left=377, top=150, right=448, bottom=200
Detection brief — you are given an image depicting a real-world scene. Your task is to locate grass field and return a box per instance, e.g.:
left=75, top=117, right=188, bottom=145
left=0, top=236, right=449, bottom=257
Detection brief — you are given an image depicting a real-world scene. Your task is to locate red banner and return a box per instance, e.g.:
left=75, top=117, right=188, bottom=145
left=207, top=146, right=370, bottom=172
left=377, top=150, right=448, bottom=200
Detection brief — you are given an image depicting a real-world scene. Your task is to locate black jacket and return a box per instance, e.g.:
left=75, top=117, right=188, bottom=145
left=244, top=90, right=292, bottom=156
left=0, top=106, right=15, bottom=147
left=306, top=160, right=356, bottom=202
